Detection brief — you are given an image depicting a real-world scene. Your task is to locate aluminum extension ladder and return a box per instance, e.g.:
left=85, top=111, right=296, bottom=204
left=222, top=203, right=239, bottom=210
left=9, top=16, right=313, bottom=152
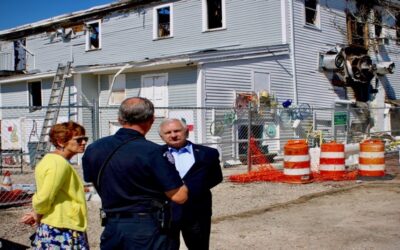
left=32, top=62, right=72, bottom=167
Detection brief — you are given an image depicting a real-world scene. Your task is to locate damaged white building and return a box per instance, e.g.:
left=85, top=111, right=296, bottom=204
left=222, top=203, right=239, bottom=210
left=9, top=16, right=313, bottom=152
left=0, top=0, right=399, bottom=163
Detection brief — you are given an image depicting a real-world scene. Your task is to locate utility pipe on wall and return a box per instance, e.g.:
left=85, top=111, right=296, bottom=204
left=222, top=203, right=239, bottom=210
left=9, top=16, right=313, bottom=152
left=289, top=0, right=298, bottom=104
left=106, top=63, right=131, bottom=105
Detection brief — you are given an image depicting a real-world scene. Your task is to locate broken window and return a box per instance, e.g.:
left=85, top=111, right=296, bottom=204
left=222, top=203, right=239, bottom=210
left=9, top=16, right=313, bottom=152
left=204, top=0, right=225, bottom=30
left=28, top=81, right=42, bottom=112
left=346, top=13, right=368, bottom=48
left=108, top=74, right=126, bottom=105
left=374, top=10, right=382, bottom=38
left=305, top=0, right=319, bottom=26
left=154, top=4, right=172, bottom=39
left=86, top=20, right=101, bottom=50
left=14, top=39, right=26, bottom=71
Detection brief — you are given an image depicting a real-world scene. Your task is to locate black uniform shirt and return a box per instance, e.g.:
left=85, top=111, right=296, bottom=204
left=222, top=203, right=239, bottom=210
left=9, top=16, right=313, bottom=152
left=82, top=128, right=183, bottom=213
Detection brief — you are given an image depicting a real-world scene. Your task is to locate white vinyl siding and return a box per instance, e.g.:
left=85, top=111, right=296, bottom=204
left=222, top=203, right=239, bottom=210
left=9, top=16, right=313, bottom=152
left=8, top=0, right=283, bottom=73
left=252, top=71, right=270, bottom=94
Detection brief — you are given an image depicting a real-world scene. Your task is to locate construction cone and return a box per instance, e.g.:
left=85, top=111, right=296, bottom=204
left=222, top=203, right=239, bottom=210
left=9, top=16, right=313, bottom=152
left=2, top=171, right=13, bottom=191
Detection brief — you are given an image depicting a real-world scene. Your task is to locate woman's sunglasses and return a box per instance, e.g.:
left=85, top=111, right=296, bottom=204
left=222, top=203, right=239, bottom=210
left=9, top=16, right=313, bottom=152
left=73, top=136, right=89, bottom=143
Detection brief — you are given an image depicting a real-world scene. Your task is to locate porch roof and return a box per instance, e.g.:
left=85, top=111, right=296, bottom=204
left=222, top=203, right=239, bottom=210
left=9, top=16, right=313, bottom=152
left=0, top=44, right=290, bottom=84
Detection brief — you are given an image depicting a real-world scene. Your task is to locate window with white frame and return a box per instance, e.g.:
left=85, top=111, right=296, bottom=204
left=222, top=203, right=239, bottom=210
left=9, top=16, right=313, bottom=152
left=304, top=0, right=319, bottom=27
left=141, top=74, right=168, bottom=117
left=28, top=81, right=42, bottom=112
left=108, top=74, right=126, bottom=105
left=202, top=0, right=226, bottom=31
left=86, top=20, right=101, bottom=50
left=153, top=4, right=173, bottom=39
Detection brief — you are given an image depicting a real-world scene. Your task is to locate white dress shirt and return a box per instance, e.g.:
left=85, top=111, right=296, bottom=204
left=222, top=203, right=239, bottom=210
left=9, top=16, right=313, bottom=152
left=169, top=143, right=195, bottom=178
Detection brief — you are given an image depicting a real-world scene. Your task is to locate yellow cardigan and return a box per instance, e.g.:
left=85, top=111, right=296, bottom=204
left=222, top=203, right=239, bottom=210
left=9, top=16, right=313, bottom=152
left=32, top=153, right=87, bottom=232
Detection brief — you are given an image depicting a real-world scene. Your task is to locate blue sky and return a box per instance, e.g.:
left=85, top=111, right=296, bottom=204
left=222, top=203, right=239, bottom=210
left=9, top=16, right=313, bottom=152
left=0, top=0, right=115, bottom=31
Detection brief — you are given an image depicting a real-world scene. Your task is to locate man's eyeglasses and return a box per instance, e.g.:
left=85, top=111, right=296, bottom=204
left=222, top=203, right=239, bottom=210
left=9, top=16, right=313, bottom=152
left=73, top=136, right=89, bottom=143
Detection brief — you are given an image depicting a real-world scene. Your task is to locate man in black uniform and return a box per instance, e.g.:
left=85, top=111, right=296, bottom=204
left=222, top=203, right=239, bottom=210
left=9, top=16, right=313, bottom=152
left=159, top=118, right=223, bottom=250
left=82, top=97, right=188, bottom=250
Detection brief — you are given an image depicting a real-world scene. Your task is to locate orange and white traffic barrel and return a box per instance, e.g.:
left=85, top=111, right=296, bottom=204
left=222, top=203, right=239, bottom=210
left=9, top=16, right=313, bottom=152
left=283, top=140, right=312, bottom=183
left=1, top=171, right=13, bottom=191
left=319, top=142, right=345, bottom=179
left=358, top=139, right=385, bottom=177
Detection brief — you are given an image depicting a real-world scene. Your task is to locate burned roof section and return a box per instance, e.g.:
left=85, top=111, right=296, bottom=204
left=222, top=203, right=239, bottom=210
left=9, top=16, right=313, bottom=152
left=0, top=0, right=161, bottom=41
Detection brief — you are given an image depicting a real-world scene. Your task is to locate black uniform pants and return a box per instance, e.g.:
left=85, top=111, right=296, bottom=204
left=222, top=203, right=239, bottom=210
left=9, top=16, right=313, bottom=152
left=180, top=216, right=211, bottom=250
left=100, top=212, right=177, bottom=250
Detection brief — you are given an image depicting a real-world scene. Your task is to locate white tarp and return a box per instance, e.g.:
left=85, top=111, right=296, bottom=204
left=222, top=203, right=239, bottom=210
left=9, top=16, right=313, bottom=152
left=1, top=118, right=24, bottom=150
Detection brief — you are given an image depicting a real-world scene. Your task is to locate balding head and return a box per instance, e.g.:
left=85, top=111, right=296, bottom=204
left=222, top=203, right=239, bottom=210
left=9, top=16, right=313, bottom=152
left=118, top=97, right=154, bottom=126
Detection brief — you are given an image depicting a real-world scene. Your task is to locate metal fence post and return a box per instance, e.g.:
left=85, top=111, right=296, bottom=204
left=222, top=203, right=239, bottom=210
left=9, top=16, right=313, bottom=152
left=367, top=118, right=371, bottom=138
left=92, top=99, right=100, bottom=141
left=247, top=104, right=252, bottom=172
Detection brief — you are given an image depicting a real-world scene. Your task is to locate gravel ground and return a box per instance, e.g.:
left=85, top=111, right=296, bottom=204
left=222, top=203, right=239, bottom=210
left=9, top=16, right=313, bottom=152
left=210, top=183, right=400, bottom=250
left=1, top=154, right=399, bottom=249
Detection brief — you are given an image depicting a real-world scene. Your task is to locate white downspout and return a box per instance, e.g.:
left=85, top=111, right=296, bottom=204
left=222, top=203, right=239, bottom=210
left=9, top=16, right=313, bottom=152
left=289, top=0, right=298, bottom=104
left=196, top=64, right=205, bottom=143
left=281, top=0, right=287, bottom=44
left=106, top=63, right=131, bottom=105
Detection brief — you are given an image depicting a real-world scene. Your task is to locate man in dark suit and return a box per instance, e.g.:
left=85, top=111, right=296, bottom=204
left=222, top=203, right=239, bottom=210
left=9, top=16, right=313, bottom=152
left=159, top=118, right=223, bottom=250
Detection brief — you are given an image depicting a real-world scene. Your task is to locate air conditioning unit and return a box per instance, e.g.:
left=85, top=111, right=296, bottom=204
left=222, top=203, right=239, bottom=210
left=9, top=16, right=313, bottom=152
left=319, top=52, right=345, bottom=71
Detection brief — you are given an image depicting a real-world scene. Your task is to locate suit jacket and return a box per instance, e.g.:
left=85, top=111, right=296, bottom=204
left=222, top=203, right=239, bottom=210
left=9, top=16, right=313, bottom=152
left=162, top=142, right=223, bottom=222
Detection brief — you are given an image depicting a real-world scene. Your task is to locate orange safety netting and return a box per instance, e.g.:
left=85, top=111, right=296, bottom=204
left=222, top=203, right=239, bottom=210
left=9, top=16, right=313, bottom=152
left=229, top=137, right=284, bottom=183
left=229, top=137, right=357, bottom=183
left=311, top=170, right=358, bottom=182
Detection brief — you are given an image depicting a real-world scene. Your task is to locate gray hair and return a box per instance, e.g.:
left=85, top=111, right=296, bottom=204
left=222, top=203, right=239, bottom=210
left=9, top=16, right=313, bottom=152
left=158, top=118, right=188, bottom=135
left=118, top=97, right=154, bottom=125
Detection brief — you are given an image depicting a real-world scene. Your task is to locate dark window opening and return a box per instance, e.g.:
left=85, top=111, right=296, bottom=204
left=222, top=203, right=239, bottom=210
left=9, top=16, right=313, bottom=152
left=396, top=13, right=400, bottom=45
left=374, top=11, right=382, bottom=38
left=157, top=7, right=170, bottom=37
left=88, top=22, right=100, bottom=49
left=29, top=81, right=42, bottom=112
left=305, top=0, right=317, bottom=25
left=207, top=0, right=222, bottom=29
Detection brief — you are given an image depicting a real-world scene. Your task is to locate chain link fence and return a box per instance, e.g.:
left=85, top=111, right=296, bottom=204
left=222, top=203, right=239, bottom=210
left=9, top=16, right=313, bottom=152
left=1, top=104, right=400, bottom=206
